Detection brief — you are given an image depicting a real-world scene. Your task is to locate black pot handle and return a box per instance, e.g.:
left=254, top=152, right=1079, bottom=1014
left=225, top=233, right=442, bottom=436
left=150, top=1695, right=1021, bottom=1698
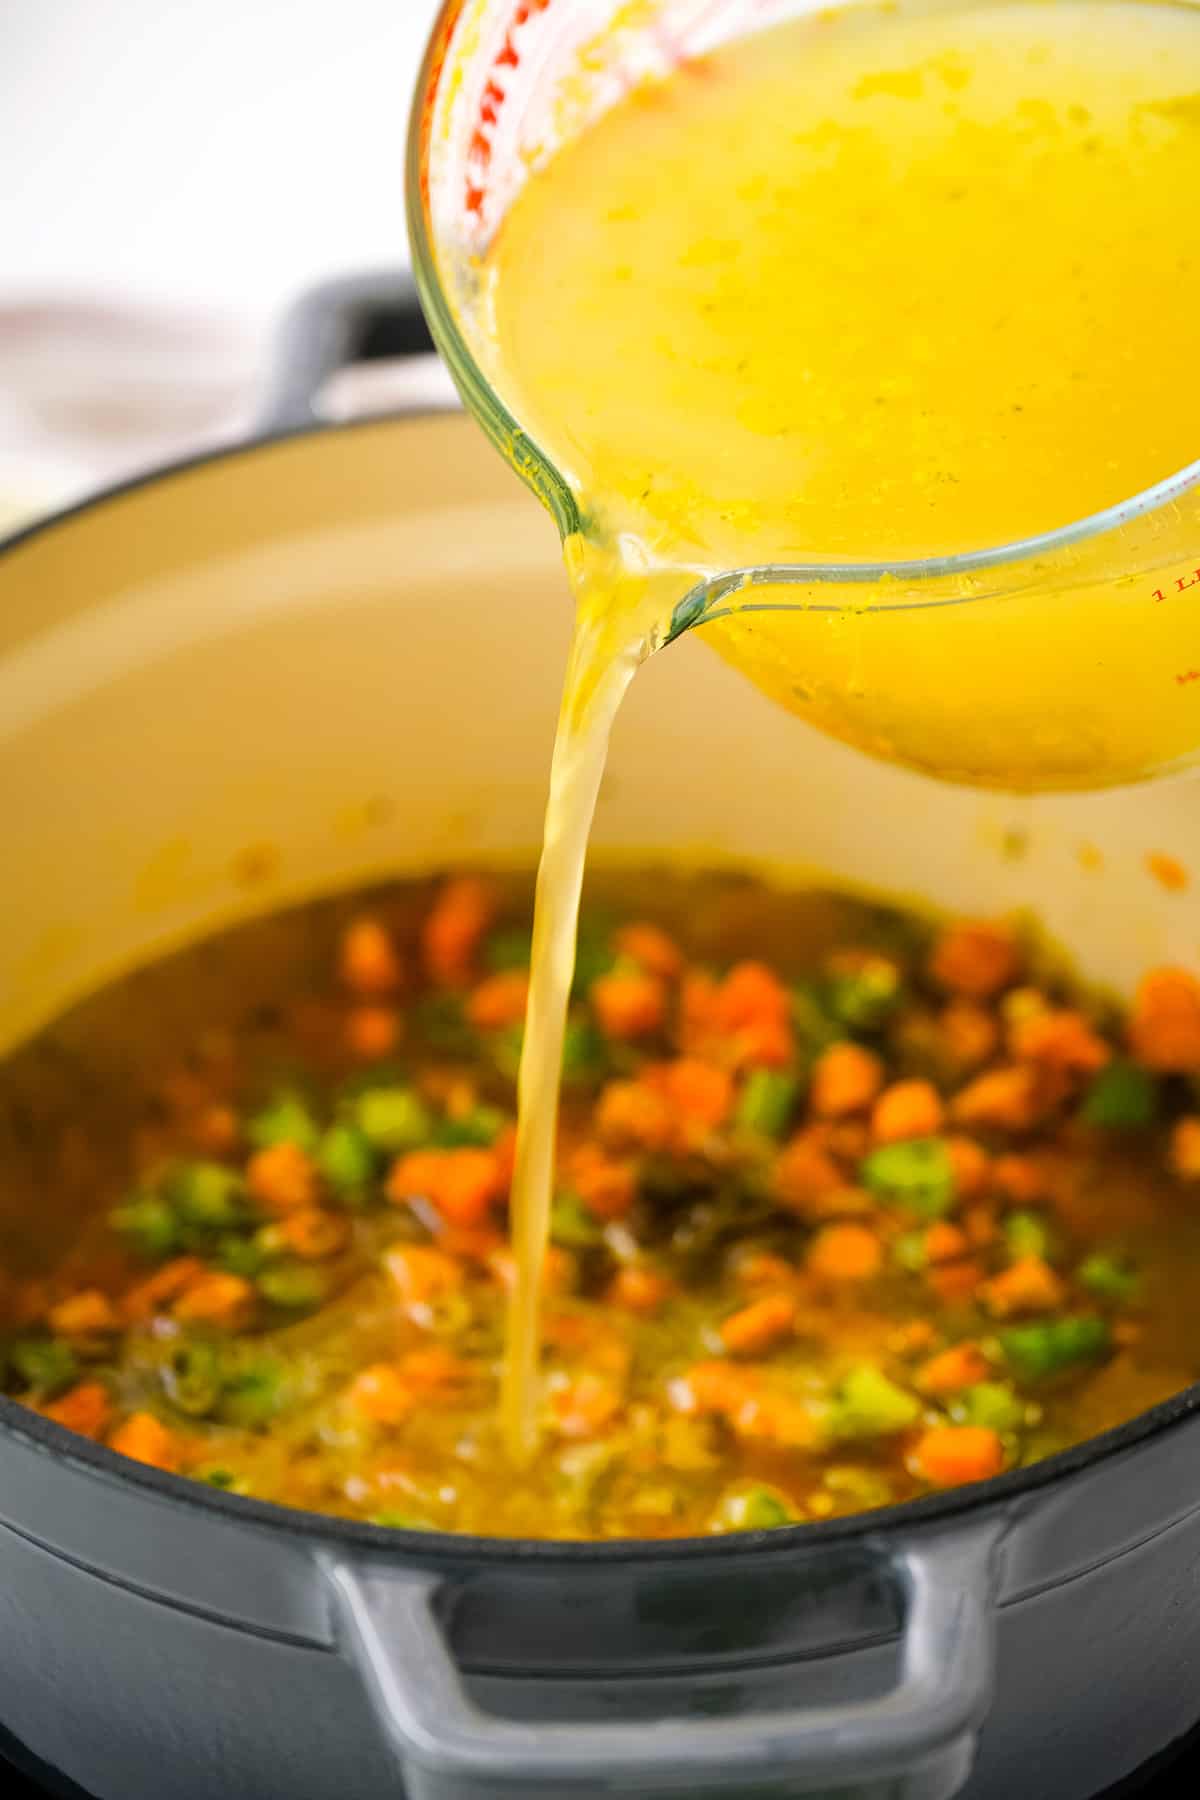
left=322, top=1516, right=1003, bottom=1800
left=258, top=270, right=439, bottom=435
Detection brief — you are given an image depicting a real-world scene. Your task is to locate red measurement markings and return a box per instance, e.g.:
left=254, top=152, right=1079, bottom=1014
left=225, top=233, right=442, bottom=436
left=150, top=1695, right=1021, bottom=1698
left=1176, top=669, right=1200, bottom=686
left=1152, top=568, right=1200, bottom=602
left=465, top=0, right=555, bottom=215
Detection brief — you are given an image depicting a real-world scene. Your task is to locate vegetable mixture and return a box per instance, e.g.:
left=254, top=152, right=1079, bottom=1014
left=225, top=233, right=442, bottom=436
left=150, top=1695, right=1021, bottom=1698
left=3, top=872, right=1200, bottom=1539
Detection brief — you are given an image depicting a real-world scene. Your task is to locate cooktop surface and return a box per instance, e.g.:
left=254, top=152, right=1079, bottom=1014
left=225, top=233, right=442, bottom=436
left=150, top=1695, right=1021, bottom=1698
left=3, top=1713, right=1199, bottom=1800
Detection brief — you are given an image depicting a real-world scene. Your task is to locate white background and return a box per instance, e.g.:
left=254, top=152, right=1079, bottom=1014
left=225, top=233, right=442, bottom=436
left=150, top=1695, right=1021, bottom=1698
left=0, top=0, right=446, bottom=509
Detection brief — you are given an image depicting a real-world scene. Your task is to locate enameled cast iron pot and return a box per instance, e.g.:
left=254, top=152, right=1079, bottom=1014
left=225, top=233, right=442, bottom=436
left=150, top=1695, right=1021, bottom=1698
left=2, top=279, right=1200, bottom=1800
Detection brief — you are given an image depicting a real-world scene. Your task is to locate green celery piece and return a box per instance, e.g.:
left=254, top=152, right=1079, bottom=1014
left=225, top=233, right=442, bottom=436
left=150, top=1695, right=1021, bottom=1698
left=109, top=1192, right=178, bottom=1260
left=1003, top=1210, right=1054, bottom=1262
left=433, top=1106, right=507, bottom=1148
left=824, top=958, right=902, bottom=1033
left=736, top=1070, right=800, bottom=1139
left=862, top=1137, right=955, bottom=1219
left=1078, top=1252, right=1140, bottom=1306
left=710, top=1483, right=797, bottom=1531
left=248, top=1093, right=320, bottom=1154
left=828, top=1365, right=921, bottom=1438
left=219, top=1357, right=291, bottom=1427
left=370, top=1512, right=438, bottom=1531
left=550, top=1192, right=604, bottom=1249
left=317, top=1122, right=377, bottom=1192
left=1000, top=1315, right=1111, bottom=1381
left=956, top=1382, right=1025, bottom=1433
left=485, top=927, right=533, bottom=972
left=170, top=1162, right=246, bottom=1233
left=1080, top=1062, right=1158, bottom=1129
left=216, top=1233, right=268, bottom=1277
left=354, top=1088, right=432, bottom=1154
left=11, top=1338, right=78, bottom=1397
left=561, top=1016, right=608, bottom=1082
left=791, top=984, right=843, bottom=1054
left=160, top=1340, right=223, bottom=1417
left=256, top=1263, right=327, bottom=1311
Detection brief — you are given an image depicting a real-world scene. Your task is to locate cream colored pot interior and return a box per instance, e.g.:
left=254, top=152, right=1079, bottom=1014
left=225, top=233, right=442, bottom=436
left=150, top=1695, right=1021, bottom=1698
left=0, top=413, right=1196, bottom=1058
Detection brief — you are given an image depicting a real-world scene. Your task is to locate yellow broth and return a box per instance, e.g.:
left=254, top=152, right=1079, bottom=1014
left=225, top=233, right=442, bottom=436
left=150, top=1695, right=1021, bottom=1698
left=3, top=871, right=1200, bottom=1538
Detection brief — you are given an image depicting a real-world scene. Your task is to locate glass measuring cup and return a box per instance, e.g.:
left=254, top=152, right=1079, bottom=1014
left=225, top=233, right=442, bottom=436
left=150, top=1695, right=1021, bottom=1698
left=407, top=0, right=1200, bottom=791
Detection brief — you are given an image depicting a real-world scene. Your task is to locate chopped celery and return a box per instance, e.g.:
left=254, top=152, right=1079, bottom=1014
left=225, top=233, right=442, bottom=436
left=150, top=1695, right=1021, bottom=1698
left=955, top=1382, right=1025, bottom=1433
left=256, top=1263, right=327, bottom=1311
left=11, top=1338, right=77, bottom=1397
left=791, top=984, right=843, bottom=1054
left=485, top=927, right=533, bottom=972
left=219, top=1356, right=291, bottom=1426
left=736, top=1070, right=800, bottom=1139
left=1003, top=1210, right=1054, bottom=1262
left=489, top=1023, right=526, bottom=1081
left=571, top=925, right=616, bottom=999
left=317, top=1122, right=377, bottom=1192
left=215, top=1234, right=268, bottom=1277
left=248, top=1093, right=320, bottom=1154
left=370, top=1511, right=438, bottom=1531
left=1080, top=1062, right=1157, bottom=1130
left=892, top=1230, right=929, bottom=1273
left=1000, top=1315, right=1111, bottom=1381
left=822, top=1466, right=894, bottom=1509
left=828, top=1365, right=921, bottom=1438
left=433, top=1106, right=507, bottom=1149
left=550, top=1192, right=604, bottom=1249
left=824, top=957, right=902, bottom=1033
left=160, top=1341, right=223, bottom=1417
left=710, top=1483, right=797, bottom=1532
left=170, top=1162, right=246, bottom=1233
left=354, top=1087, right=432, bottom=1154
left=1078, top=1252, right=1140, bottom=1306
left=109, top=1192, right=178, bottom=1260
left=561, top=1016, right=608, bottom=1081
left=862, top=1137, right=955, bottom=1219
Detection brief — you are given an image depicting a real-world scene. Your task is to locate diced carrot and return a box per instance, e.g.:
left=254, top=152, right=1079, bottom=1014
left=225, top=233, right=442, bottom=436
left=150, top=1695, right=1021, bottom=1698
left=729, top=1388, right=823, bottom=1450
left=247, top=1142, right=319, bottom=1214
left=173, top=1271, right=255, bottom=1328
left=1129, top=968, right=1200, bottom=1073
left=923, top=1221, right=969, bottom=1265
left=675, top=1360, right=758, bottom=1417
left=929, top=921, right=1020, bottom=999
left=647, top=1058, right=734, bottom=1131
left=421, top=877, right=496, bottom=988
left=492, top=1122, right=518, bottom=1188
left=120, top=1256, right=207, bottom=1324
left=678, top=971, right=721, bottom=1052
left=614, top=923, right=685, bottom=982
left=872, top=1079, right=945, bottom=1145
left=913, top=1425, right=1005, bottom=1487
left=44, top=1381, right=112, bottom=1439
left=807, top=1223, right=883, bottom=1282
left=570, top=1144, right=639, bottom=1220
left=819, top=1120, right=872, bottom=1163
left=940, top=1001, right=1000, bottom=1070
left=543, top=1312, right=633, bottom=1377
left=383, top=1244, right=465, bottom=1307
left=916, top=1342, right=991, bottom=1395
left=951, top=1066, right=1042, bottom=1132
left=346, top=1364, right=413, bottom=1426
left=772, top=1132, right=845, bottom=1214
left=981, top=1255, right=1066, bottom=1318
left=397, top=1346, right=472, bottom=1393
left=345, top=1005, right=401, bottom=1060
left=810, top=1043, right=884, bottom=1118
left=1010, top=1009, right=1111, bottom=1074
left=339, top=917, right=403, bottom=996
left=715, top=962, right=791, bottom=1032
left=189, top=1103, right=240, bottom=1156
left=945, top=1135, right=991, bottom=1199
left=277, top=1207, right=350, bottom=1260
left=889, top=1320, right=938, bottom=1358
left=926, top=1259, right=983, bottom=1303
left=388, top=1148, right=505, bottom=1225
left=991, top=1155, right=1045, bottom=1205
left=962, top=1203, right=999, bottom=1249
left=595, top=1078, right=676, bottom=1152
left=733, top=1250, right=797, bottom=1292
left=436, top=1223, right=505, bottom=1263
left=719, top=1293, right=797, bottom=1355
left=1170, top=1116, right=1200, bottom=1181
left=607, top=1265, right=675, bottom=1315
left=109, top=1412, right=181, bottom=1473
left=489, top=1245, right=575, bottom=1296
left=466, top=971, right=530, bottom=1031
left=550, top=1374, right=623, bottom=1440
left=47, top=1289, right=119, bottom=1338
left=591, top=970, right=667, bottom=1040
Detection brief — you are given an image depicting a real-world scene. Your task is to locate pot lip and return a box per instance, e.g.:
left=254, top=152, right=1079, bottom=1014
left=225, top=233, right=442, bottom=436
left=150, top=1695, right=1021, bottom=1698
left=6, top=1376, right=1200, bottom=1567
left=0, top=408, right=468, bottom=563
left=4, top=410, right=1200, bottom=1562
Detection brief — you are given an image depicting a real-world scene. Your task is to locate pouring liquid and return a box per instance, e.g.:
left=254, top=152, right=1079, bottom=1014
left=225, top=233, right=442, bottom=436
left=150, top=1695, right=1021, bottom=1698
left=483, top=0, right=1200, bottom=1458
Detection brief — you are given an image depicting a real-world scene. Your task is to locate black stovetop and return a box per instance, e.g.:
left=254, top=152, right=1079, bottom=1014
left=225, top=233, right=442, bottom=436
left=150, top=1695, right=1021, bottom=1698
left=4, top=1712, right=1200, bottom=1800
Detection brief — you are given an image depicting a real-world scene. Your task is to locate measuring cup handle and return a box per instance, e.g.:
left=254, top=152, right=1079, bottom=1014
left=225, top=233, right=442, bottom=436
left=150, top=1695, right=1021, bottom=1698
left=258, top=269, right=438, bottom=434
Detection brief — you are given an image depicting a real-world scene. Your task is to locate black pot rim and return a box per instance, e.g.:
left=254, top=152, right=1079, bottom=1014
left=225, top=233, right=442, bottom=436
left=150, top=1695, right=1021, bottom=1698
left=4, top=414, right=1199, bottom=1567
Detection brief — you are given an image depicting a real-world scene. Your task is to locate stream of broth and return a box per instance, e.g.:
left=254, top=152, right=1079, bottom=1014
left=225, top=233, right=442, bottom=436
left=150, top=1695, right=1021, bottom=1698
left=482, top=0, right=1200, bottom=1458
